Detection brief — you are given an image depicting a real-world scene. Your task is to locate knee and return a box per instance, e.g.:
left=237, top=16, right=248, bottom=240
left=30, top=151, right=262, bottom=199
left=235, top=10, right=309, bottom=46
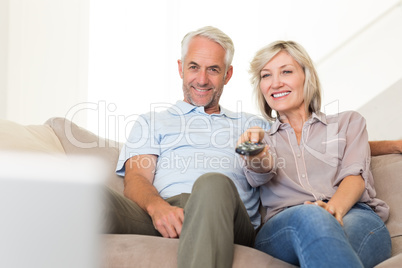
left=192, top=173, right=237, bottom=200
left=193, top=172, right=233, bottom=190
left=279, top=205, right=345, bottom=246
left=290, top=205, right=340, bottom=230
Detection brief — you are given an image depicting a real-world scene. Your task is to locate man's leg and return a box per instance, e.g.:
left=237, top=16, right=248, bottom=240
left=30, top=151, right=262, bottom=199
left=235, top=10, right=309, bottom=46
left=103, top=186, right=190, bottom=236
left=103, top=186, right=160, bottom=235
left=177, top=173, right=255, bottom=268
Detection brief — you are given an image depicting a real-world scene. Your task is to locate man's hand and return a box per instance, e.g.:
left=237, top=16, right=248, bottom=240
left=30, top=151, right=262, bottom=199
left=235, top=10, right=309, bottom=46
left=148, top=201, right=184, bottom=238
left=124, top=155, right=184, bottom=238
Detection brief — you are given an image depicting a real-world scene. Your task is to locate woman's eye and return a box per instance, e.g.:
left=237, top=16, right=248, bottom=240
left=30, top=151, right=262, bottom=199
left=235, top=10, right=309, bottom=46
left=283, top=70, right=292, bottom=74
left=261, top=74, right=271, bottom=78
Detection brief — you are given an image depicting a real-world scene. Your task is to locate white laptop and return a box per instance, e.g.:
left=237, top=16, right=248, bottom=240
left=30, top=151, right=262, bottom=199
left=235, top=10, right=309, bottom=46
left=0, top=152, right=106, bottom=268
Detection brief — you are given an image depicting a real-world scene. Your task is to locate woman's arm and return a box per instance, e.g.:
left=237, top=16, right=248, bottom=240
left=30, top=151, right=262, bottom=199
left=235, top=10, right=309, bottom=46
left=306, top=112, right=369, bottom=225
left=326, top=175, right=365, bottom=225
left=306, top=175, right=365, bottom=225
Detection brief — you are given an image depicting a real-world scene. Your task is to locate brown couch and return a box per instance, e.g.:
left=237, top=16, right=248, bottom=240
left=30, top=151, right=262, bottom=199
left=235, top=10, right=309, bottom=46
left=1, top=117, right=401, bottom=267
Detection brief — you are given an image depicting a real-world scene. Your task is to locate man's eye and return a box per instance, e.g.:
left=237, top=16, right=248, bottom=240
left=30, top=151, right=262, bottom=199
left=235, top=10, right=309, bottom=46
left=189, top=66, right=197, bottom=69
left=208, top=68, right=219, bottom=73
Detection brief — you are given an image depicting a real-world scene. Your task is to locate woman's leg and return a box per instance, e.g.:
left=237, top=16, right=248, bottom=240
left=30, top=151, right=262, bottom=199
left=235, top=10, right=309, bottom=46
left=343, top=203, right=391, bottom=268
left=255, top=204, right=363, bottom=268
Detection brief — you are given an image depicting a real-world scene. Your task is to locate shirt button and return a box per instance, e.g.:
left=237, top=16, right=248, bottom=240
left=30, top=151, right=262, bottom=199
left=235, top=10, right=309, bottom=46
left=301, top=174, right=306, bottom=178
left=297, top=154, right=301, bottom=158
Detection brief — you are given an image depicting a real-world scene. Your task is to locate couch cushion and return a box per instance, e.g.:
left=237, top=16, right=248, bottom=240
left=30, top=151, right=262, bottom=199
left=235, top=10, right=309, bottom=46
left=101, top=234, right=297, bottom=268
left=376, top=253, right=402, bottom=268
left=45, top=117, right=124, bottom=194
left=0, top=119, right=65, bottom=154
left=371, top=154, right=402, bottom=256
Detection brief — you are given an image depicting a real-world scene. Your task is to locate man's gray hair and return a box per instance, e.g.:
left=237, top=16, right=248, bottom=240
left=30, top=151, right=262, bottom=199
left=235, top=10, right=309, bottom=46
left=181, top=26, right=234, bottom=71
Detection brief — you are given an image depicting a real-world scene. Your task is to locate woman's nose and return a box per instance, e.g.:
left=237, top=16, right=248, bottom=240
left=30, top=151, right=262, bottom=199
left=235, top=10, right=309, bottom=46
left=271, top=75, right=283, bottom=88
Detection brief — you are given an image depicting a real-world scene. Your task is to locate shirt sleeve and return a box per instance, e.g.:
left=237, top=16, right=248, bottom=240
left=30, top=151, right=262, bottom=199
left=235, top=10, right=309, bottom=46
left=335, top=111, right=371, bottom=185
left=335, top=111, right=389, bottom=222
left=115, top=113, right=160, bottom=176
left=243, top=132, right=277, bottom=187
left=243, top=167, right=275, bottom=187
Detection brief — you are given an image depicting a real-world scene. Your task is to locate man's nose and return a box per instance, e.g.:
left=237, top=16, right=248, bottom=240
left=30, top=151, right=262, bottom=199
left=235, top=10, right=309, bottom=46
left=197, top=70, right=208, bottom=86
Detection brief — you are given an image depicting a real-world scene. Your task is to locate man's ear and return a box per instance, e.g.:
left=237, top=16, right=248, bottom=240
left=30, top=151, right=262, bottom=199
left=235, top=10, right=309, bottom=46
left=178, top=60, right=184, bottom=79
left=224, top=65, right=233, bottom=85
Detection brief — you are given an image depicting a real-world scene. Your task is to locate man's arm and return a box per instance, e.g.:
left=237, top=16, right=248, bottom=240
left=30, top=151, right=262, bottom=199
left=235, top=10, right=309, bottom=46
left=369, top=140, right=402, bottom=156
left=124, top=154, right=184, bottom=238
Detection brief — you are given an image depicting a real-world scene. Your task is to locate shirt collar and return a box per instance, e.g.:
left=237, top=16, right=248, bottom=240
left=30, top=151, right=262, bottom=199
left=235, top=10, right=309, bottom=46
left=312, top=112, right=327, bottom=124
left=269, top=111, right=326, bottom=135
left=168, top=100, right=241, bottom=119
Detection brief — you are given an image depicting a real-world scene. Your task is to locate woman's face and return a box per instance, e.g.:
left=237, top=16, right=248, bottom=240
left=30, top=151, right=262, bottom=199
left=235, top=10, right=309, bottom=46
left=259, top=50, right=306, bottom=117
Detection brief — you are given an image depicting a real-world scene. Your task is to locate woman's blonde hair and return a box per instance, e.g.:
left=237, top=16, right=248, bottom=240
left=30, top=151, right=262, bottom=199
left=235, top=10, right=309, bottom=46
left=249, top=40, right=322, bottom=121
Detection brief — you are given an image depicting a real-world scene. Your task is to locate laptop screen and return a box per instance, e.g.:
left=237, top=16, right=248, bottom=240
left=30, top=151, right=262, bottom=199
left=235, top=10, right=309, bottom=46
left=0, top=152, right=106, bottom=268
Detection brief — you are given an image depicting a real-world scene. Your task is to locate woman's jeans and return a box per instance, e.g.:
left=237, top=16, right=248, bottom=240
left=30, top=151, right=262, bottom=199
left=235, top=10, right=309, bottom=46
left=255, top=203, right=391, bottom=268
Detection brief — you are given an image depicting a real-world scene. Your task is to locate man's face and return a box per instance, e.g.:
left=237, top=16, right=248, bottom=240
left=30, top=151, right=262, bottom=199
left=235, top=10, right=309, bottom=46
left=178, top=36, right=233, bottom=114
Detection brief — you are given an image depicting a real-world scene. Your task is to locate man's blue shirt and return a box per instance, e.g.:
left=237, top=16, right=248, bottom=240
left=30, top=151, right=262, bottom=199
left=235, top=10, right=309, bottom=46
left=116, top=100, right=270, bottom=228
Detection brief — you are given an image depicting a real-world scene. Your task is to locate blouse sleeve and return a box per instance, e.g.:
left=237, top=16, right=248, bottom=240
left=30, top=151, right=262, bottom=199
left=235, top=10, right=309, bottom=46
left=243, top=133, right=277, bottom=188
left=336, top=111, right=389, bottom=222
left=335, top=111, right=371, bottom=186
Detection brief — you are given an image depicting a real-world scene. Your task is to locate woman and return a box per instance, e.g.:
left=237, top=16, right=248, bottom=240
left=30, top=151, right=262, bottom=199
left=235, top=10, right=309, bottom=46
left=239, top=41, right=391, bottom=267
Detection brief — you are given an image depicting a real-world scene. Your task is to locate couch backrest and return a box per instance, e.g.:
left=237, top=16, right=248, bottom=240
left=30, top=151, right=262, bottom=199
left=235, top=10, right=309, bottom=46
left=370, top=154, right=402, bottom=256
left=45, top=117, right=125, bottom=194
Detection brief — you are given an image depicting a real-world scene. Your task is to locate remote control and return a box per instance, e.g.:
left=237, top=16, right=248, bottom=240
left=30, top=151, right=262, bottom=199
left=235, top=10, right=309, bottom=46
left=235, top=141, right=265, bottom=156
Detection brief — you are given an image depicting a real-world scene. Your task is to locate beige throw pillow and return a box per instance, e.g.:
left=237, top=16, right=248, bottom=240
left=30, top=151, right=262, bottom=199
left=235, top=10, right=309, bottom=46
left=0, top=119, right=65, bottom=154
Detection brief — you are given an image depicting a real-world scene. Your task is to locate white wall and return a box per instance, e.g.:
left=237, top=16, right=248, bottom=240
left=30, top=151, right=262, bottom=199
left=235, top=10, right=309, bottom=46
left=358, top=78, right=402, bottom=141
left=1, top=0, right=401, bottom=142
left=318, top=3, right=402, bottom=140
left=1, top=0, right=89, bottom=126
left=318, top=2, right=402, bottom=113
left=0, top=0, right=9, bottom=119
left=87, top=0, right=402, bottom=143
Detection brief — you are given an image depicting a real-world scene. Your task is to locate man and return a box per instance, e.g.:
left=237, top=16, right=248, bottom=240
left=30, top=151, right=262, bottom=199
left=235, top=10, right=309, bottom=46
left=110, top=26, right=268, bottom=268
left=107, top=26, right=402, bottom=268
